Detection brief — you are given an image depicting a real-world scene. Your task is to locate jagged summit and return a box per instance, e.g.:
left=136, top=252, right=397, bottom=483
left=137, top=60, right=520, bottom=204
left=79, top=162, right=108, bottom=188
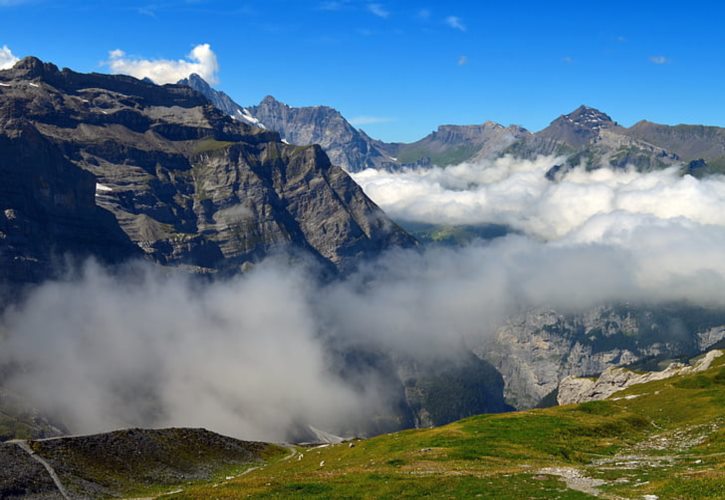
left=534, top=105, right=619, bottom=150
left=558, top=105, right=617, bottom=131
left=9, top=56, right=59, bottom=77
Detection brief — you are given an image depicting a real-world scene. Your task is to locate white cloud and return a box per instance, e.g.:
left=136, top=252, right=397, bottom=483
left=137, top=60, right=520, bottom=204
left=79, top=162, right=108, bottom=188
left=367, top=3, right=389, bottom=18
left=458, top=55, right=468, bottom=66
left=349, top=115, right=394, bottom=126
left=445, top=15, right=466, bottom=31
left=106, top=43, right=219, bottom=85
left=352, top=156, right=725, bottom=242
left=649, top=55, right=669, bottom=65
left=318, top=0, right=349, bottom=11
left=0, top=44, right=19, bottom=70
left=417, top=8, right=431, bottom=19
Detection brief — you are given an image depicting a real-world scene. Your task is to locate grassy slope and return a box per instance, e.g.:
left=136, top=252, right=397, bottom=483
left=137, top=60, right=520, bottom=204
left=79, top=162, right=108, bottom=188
left=30, top=428, right=288, bottom=498
left=175, top=354, right=724, bottom=499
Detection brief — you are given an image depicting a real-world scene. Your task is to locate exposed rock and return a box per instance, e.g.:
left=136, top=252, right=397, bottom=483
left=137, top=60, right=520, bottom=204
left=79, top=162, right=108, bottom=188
left=476, top=306, right=725, bottom=409
left=0, top=57, right=415, bottom=277
left=557, top=349, right=723, bottom=405
left=246, top=96, right=393, bottom=172
left=0, top=116, right=140, bottom=284
left=0, top=442, right=59, bottom=499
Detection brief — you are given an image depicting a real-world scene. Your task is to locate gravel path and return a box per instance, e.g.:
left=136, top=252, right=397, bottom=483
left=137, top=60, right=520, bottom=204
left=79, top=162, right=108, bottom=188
left=10, top=440, right=71, bottom=500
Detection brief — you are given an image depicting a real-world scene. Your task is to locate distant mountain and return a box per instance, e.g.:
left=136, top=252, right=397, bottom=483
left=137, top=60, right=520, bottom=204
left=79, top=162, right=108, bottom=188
left=0, top=57, right=415, bottom=279
left=177, top=73, right=266, bottom=129
left=177, top=75, right=532, bottom=171
left=384, top=122, right=530, bottom=167
left=177, top=76, right=394, bottom=171
left=177, top=75, right=725, bottom=175
left=245, top=96, right=397, bottom=171
left=626, top=121, right=725, bottom=172
left=506, top=105, right=681, bottom=173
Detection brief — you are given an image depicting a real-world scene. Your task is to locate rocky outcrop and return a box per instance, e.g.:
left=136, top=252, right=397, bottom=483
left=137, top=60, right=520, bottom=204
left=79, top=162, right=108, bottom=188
left=0, top=57, right=415, bottom=277
left=178, top=73, right=266, bottom=129
left=475, top=306, right=725, bottom=409
left=557, top=349, right=723, bottom=405
left=246, top=96, right=394, bottom=172
left=0, top=113, right=140, bottom=284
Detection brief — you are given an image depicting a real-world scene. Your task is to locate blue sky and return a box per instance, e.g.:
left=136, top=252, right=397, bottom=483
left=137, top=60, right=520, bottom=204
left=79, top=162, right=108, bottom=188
left=1, top=0, right=724, bottom=142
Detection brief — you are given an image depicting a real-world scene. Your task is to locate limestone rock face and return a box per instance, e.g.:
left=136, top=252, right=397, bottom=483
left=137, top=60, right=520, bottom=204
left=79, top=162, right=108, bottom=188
left=557, top=349, right=723, bottom=405
left=0, top=57, right=415, bottom=278
left=0, top=115, right=140, bottom=284
left=475, top=306, right=725, bottom=409
left=247, top=96, right=393, bottom=172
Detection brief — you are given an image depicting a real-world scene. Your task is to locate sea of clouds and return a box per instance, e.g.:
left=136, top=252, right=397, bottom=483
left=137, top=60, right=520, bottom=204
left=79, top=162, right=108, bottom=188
left=4, top=156, right=725, bottom=441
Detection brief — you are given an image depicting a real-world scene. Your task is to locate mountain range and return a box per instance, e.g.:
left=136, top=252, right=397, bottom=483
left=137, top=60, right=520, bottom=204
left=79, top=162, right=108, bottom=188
left=2, top=57, right=725, bottom=453
left=181, top=73, right=725, bottom=175
left=0, top=57, right=414, bottom=283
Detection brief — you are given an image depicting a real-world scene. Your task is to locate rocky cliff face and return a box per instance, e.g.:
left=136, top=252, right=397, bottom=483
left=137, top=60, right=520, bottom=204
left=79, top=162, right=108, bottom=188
left=475, top=305, right=725, bottom=409
left=246, top=96, right=394, bottom=172
left=0, top=100, right=140, bottom=284
left=0, top=57, right=415, bottom=277
left=556, top=349, right=723, bottom=405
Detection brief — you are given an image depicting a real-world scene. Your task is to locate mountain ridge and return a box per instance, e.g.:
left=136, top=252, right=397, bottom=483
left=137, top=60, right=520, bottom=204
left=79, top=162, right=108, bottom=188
left=179, top=74, right=725, bottom=174
left=0, top=57, right=415, bottom=279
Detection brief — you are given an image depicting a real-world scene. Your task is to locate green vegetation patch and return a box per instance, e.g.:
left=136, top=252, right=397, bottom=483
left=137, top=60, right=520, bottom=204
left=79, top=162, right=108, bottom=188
left=192, top=137, right=235, bottom=155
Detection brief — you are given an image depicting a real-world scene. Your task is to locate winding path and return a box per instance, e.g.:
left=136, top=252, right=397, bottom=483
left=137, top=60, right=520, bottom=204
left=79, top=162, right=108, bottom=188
left=10, top=439, right=71, bottom=499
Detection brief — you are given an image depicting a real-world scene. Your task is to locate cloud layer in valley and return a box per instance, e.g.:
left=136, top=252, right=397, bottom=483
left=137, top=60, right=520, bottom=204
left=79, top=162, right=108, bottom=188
left=106, top=43, right=219, bottom=84
left=4, top=157, right=725, bottom=442
left=352, top=156, right=725, bottom=242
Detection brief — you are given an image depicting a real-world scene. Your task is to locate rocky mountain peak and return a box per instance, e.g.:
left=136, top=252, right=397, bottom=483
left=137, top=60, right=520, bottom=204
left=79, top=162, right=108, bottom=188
left=179, top=72, right=211, bottom=91
left=260, top=95, right=285, bottom=108
left=8, top=56, right=60, bottom=80
left=560, top=105, right=616, bottom=131
left=534, top=105, right=619, bottom=150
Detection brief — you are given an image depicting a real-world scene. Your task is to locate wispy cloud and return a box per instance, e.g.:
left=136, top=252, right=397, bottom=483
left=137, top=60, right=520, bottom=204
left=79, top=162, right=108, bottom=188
left=649, top=55, right=669, bottom=65
left=417, top=8, right=431, bottom=19
left=318, top=0, right=349, bottom=11
left=349, top=115, right=394, bottom=126
left=0, top=44, right=19, bottom=70
left=562, top=56, right=574, bottom=64
left=445, top=15, right=466, bottom=32
left=367, top=3, right=389, bottom=18
left=105, top=43, right=219, bottom=84
left=458, top=55, right=468, bottom=66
